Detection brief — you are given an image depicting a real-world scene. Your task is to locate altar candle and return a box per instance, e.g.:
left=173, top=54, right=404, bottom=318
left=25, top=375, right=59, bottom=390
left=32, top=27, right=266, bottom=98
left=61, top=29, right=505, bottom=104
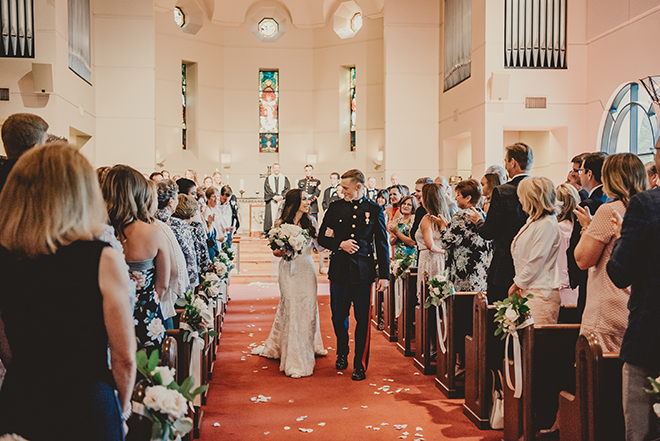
left=240, top=179, right=245, bottom=192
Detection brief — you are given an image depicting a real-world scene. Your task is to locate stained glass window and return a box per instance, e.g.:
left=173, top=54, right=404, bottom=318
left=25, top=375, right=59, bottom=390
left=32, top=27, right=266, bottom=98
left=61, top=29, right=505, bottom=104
left=174, top=7, right=185, bottom=27
left=350, top=67, right=356, bottom=151
left=181, top=63, right=187, bottom=150
left=259, top=70, right=279, bottom=153
left=350, top=13, right=363, bottom=32
left=258, top=18, right=279, bottom=38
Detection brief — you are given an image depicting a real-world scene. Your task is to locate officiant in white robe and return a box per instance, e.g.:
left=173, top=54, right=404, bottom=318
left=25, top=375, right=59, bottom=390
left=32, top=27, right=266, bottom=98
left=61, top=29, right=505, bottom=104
left=263, top=163, right=290, bottom=235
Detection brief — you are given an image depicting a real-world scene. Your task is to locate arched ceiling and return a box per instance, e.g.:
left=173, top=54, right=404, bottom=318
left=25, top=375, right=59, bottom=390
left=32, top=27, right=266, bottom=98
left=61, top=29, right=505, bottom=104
left=156, top=0, right=384, bottom=28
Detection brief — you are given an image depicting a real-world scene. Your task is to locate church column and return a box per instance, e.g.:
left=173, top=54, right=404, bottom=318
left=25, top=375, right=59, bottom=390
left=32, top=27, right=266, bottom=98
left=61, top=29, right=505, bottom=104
left=383, top=0, right=440, bottom=185
left=93, top=0, right=156, bottom=170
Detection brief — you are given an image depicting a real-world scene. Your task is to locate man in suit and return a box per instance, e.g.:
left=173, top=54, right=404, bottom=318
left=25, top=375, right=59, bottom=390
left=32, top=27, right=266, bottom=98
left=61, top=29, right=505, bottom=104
left=366, top=177, right=379, bottom=201
left=322, top=172, right=341, bottom=212
left=567, top=153, right=589, bottom=201
left=318, top=169, right=389, bottom=381
left=263, top=163, right=290, bottom=236
left=466, top=142, right=533, bottom=302
left=607, top=147, right=660, bottom=440
left=567, top=152, right=609, bottom=318
left=298, top=164, right=321, bottom=220
left=0, top=113, right=49, bottom=194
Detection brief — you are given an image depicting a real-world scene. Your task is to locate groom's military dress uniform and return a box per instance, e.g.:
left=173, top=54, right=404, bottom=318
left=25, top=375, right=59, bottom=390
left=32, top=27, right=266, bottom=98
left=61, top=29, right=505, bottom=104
left=318, top=195, right=389, bottom=373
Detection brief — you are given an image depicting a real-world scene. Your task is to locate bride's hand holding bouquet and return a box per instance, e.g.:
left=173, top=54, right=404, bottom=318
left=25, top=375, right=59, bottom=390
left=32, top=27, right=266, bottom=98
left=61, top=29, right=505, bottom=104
left=267, top=223, right=310, bottom=261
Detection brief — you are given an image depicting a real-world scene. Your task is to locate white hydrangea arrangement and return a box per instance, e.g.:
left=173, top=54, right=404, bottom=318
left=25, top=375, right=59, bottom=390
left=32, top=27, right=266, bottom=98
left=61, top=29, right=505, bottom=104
left=175, top=289, right=218, bottom=343
left=423, top=271, right=455, bottom=309
left=493, top=292, right=534, bottom=339
left=267, top=223, right=310, bottom=261
left=390, top=250, right=415, bottom=281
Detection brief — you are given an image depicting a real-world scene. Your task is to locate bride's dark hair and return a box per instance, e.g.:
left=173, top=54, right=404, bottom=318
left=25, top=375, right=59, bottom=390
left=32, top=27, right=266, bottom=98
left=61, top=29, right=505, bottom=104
left=277, top=188, right=317, bottom=238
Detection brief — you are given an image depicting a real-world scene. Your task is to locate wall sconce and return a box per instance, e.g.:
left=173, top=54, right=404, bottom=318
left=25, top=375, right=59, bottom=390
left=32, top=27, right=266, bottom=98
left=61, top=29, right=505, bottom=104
left=373, top=150, right=383, bottom=170
left=306, top=154, right=317, bottom=164
left=221, top=153, right=231, bottom=168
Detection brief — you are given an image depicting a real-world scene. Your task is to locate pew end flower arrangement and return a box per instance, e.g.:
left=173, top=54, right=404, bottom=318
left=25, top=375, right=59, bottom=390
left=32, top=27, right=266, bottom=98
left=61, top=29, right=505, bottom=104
left=134, top=349, right=208, bottom=440
left=423, top=271, right=454, bottom=309
left=267, top=223, right=310, bottom=261
left=493, top=292, right=534, bottom=399
left=200, top=272, right=222, bottom=305
left=175, top=289, right=218, bottom=342
left=390, top=251, right=415, bottom=281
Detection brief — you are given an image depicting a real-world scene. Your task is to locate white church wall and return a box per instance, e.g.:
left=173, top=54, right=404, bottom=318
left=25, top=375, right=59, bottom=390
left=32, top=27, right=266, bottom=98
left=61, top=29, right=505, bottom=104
left=0, top=0, right=97, bottom=160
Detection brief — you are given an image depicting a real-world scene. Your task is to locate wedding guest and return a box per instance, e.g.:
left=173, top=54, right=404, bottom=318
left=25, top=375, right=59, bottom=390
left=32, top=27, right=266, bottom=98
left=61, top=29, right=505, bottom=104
left=467, top=143, right=533, bottom=302
left=185, top=169, right=199, bottom=186
left=212, top=171, right=223, bottom=188
left=205, top=186, right=228, bottom=250
left=388, top=195, right=416, bottom=262
left=567, top=151, right=609, bottom=319
left=510, top=177, right=561, bottom=324
left=149, top=171, right=163, bottom=182
left=176, top=177, right=197, bottom=196
left=203, top=176, right=214, bottom=190
left=156, top=179, right=199, bottom=288
left=646, top=161, right=658, bottom=189
left=607, top=159, right=660, bottom=441
left=575, top=153, right=647, bottom=353
left=435, top=175, right=459, bottom=217
left=401, top=184, right=410, bottom=196
left=388, top=173, right=400, bottom=191
left=386, top=184, right=403, bottom=221
left=0, top=113, right=48, bottom=194
left=439, top=179, right=490, bottom=292
left=322, top=172, right=341, bottom=212
left=298, top=164, right=321, bottom=220
left=555, top=183, right=580, bottom=306
left=173, top=194, right=211, bottom=278
left=567, top=153, right=589, bottom=200
left=376, top=189, right=389, bottom=208
left=102, top=165, right=171, bottom=350
left=410, top=177, right=434, bottom=242
left=484, top=164, right=508, bottom=186
left=366, top=177, right=379, bottom=201
left=97, top=166, right=111, bottom=187
left=219, top=185, right=240, bottom=247
left=480, top=172, right=505, bottom=213
left=0, top=143, right=136, bottom=440
left=161, top=170, right=170, bottom=179
left=416, top=183, right=450, bottom=284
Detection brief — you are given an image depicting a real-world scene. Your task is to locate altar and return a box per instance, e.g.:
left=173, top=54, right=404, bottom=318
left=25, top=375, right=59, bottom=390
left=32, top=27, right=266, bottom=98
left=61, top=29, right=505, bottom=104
left=236, top=197, right=266, bottom=237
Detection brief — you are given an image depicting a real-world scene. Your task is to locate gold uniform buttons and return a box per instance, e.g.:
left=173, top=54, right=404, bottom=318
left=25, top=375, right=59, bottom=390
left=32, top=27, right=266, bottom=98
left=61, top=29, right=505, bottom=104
left=350, top=233, right=355, bottom=238
left=352, top=224, right=356, bottom=228
left=354, top=206, right=358, bottom=210
left=353, top=215, right=357, bottom=219
left=339, top=219, right=342, bottom=223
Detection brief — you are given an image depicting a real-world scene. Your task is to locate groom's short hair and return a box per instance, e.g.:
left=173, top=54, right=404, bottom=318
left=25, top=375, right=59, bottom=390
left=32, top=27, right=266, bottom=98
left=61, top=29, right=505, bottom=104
left=342, top=169, right=365, bottom=185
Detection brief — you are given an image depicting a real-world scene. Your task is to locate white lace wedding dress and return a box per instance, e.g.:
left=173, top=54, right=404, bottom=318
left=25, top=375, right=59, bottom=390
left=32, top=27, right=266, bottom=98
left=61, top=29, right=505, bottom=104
left=255, top=237, right=327, bottom=378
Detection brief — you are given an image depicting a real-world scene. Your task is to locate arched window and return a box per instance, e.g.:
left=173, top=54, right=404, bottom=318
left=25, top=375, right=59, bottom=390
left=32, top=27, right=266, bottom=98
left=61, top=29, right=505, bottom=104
left=601, top=82, right=658, bottom=163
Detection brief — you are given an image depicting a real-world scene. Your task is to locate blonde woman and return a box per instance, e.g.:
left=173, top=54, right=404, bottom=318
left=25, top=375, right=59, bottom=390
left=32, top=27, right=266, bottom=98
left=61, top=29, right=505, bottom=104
left=0, top=143, right=136, bottom=440
left=575, top=153, right=648, bottom=352
left=556, top=183, right=581, bottom=306
left=510, top=177, right=562, bottom=324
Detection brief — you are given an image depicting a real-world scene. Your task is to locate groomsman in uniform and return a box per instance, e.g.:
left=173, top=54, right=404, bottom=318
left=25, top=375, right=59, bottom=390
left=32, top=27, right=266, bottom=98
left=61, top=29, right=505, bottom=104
left=298, top=164, right=321, bottom=220
left=263, top=163, right=290, bottom=236
left=318, top=169, right=389, bottom=381
left=366, top=177, right=379, bottom=202
left=322, top=172, right=341, bottom=212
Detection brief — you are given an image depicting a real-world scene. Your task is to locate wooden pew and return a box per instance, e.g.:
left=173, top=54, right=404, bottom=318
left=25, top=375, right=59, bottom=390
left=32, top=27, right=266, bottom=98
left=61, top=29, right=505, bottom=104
left=396, top=267, right=417, bottom=357
left=414, top=275, right=436, bottom=375
left=371, top=280, right=384, bottom=329
left=558, top=333, right=624, bottom=441
left=463, top=293, right=504, bottom=429
left=435, top=291, right=477, bottom=398
left=503, top=323, right=580, bottom=441
left=382, top=273, right=397, bottom=341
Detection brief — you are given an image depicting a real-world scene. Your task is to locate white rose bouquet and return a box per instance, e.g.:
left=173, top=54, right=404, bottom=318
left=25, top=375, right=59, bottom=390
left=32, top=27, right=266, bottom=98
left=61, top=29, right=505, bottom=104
left=267, top=223, right=310, bottom=261
left=175, top=289, right=218, bottom=342
left=135, top=349, right=208, bottom=440
left=493, top=292, right=534, bottom=339
left=200, top=272, right=222, bottom=303
left=390, top=251, right=415, bottom=281
left=423, top=271, right=455, bottom=309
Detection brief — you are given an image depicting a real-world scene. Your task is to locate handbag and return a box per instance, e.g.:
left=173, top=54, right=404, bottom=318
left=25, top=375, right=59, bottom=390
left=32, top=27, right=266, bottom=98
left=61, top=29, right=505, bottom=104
left=489, top=369, right=504, bottom=430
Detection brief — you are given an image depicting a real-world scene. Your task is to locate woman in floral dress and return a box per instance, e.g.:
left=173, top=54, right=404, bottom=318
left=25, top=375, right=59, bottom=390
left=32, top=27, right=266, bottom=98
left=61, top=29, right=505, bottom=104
left=102, top=165, right=172, bottom=351
left=439, top=179, right=491, bottom=292
left=388, top=195, right=417, bottom=264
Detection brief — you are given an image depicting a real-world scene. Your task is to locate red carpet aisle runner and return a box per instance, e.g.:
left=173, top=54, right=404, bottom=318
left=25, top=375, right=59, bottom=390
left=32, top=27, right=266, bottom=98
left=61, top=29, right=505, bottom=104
left=200, top=283, right=502, bottom=441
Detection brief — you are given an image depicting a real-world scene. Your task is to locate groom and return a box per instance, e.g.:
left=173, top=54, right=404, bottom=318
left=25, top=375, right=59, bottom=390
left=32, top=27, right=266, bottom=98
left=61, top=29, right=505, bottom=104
left=318, top=169, right=389, bottom=381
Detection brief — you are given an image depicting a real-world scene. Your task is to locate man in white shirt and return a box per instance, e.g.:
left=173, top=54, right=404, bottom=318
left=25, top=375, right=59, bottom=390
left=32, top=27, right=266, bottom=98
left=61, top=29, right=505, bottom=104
left=218, top=185, right=239, bottom=247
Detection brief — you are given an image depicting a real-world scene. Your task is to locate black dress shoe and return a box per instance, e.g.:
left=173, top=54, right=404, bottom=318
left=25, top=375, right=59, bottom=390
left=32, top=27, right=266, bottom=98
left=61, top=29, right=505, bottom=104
left=335, top=355, right=348, bottom=370
left=352, top=367, right=366, bottom=381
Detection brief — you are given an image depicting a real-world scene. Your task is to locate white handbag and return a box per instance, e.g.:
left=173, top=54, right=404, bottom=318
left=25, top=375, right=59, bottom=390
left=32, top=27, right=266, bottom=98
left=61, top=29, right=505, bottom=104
left=489, top=369, right=504, bottom=430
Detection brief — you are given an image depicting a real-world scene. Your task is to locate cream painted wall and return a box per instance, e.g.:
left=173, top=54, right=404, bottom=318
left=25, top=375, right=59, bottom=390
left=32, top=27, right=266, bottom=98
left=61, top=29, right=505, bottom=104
left=0, top=0, right=96, bottom=159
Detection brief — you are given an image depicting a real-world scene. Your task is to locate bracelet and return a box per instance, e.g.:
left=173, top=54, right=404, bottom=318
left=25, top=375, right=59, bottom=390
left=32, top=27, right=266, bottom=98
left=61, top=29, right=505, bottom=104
left=121, top=403, right=132, bottom=421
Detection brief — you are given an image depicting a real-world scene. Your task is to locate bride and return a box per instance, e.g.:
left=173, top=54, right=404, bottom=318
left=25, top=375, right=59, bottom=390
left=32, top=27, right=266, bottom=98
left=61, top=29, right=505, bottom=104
left=255, top=189, right=327, bottom=378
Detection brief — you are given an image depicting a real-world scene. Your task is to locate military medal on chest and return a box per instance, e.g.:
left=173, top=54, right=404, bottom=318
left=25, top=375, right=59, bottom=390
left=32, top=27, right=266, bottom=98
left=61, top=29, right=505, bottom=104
left=365, top=212, right=370, bottom=225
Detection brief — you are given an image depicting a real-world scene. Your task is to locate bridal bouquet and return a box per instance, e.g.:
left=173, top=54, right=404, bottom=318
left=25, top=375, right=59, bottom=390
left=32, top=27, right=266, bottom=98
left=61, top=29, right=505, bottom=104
left=175, top=289, right=218, bottom=342
left=390, top=251, right=415, bottom=281
left=267, top=223, right=310, bottom=261
left=135, top=349, right=208, bottom=440
left=493, top=292, right=534, bottom=339
left=423, top=272, right=455, bottom=309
